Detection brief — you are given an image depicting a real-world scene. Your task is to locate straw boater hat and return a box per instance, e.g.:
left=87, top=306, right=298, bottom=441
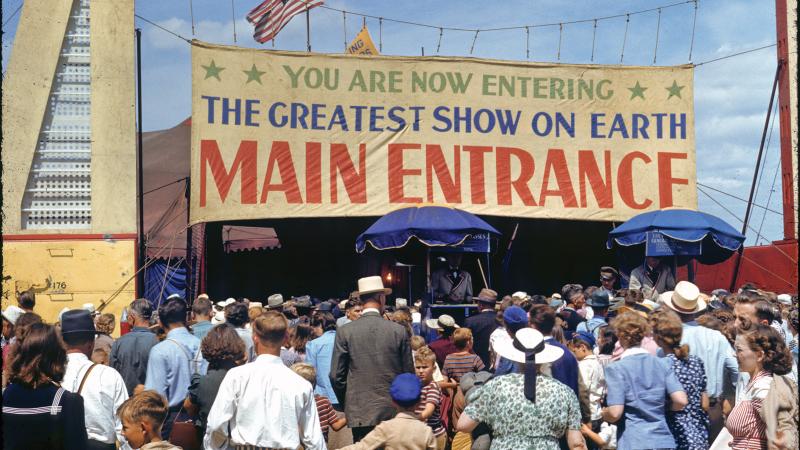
left=425, top=314, right=460, bottom=330
left=395, top=298, right=408, bottom=309
left=357, top=276, right=392, bottom=296
left=476, top=288, right=498, bottom=304
left=660, top=281, right=706, bottom=314
left=266, top=294, right=284, bottom=310
left=248, top=302, right=263, bottom=310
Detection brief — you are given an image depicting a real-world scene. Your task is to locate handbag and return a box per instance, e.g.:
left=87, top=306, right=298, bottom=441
left=165, top=339, right=201, bottom=450
left=168, top=405, right=201, bottom=450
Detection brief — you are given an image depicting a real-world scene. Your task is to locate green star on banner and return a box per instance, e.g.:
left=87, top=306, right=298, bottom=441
left=666, top=80, right=685, bottom=99
left=202, top=60, right=225, bottom=81
left=628, top=81, right=647, bottom=100
left=243, top=64, right=266, bottom=84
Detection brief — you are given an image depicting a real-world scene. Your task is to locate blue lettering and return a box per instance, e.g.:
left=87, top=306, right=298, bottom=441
left=591, top=113, right=606, bottom=138
left=245, top=99, right=260, bottom=127
left=531, top=112, right=552, bottom=136
left=608, top=114, right=629, bottom=139
left=291, top=102, right=309, bottom=129
left=387, top=106, right=406, bottom=132
left=369, top=106, right=385, bottom=132
left=433, top=106, right=452, bottom=132
left=311, top=103, right=326, bottom=130
left=221, top=97, right=241, bottom=125
left=496, top=109, right=521, bottom=135
left=555, top=112, right=575, bottom=137
left=474, top=108, right=495, bottom=134
left=670, top=113, right=686, bottom=139
left=202, top=95, right=220, bottom=124
left=268, top=102, right=287, bottom=127
left=328, top=105, right=348, bottom=131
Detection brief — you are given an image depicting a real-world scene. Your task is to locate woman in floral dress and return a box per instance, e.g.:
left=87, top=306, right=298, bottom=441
left=651, top=309, right=710, bottom=450
left=456, top=328, right=585, bottom=450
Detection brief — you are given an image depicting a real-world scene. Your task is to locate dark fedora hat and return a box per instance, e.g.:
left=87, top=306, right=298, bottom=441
left=61, top=309, right=96, bottom=335
left=586, top=290, right=611, bottom=308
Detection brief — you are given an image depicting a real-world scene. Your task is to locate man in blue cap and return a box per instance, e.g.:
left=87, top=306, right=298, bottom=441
left=340, top=373, right=436, bottom=449
left=492, top=305, right=530, bottom=376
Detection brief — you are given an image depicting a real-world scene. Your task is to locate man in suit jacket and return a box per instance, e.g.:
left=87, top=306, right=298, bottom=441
left=431, top=254, right=473, bottom=303
left=464, top=288, right=499, bottom=369
left=330, top=276, right=415, bottom=442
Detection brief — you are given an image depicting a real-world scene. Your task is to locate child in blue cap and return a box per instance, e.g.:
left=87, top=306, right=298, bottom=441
left=339, top=373, right=436, bottom=450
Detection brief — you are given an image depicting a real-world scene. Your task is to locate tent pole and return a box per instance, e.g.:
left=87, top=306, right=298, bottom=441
left=185, top=179, right=193, bottom=303
left=135, top=28, right=146, bottom=297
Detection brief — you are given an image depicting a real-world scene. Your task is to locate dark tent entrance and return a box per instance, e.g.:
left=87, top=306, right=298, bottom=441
left=198, top=216, right=618, bottom=303
left=142, top=120, right=622, bottom=303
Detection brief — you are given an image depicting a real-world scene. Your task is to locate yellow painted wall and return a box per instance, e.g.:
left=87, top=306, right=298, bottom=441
left=1, top=239, right=136, bottom=337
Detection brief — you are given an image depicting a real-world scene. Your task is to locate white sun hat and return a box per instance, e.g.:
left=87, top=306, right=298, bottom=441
left=493, top=328, right=564, bottom=365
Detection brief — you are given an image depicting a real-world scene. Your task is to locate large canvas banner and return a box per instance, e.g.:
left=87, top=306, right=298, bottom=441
left=191, top=41, right=696, bottom=225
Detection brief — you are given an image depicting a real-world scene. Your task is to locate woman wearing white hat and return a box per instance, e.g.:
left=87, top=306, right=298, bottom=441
left=456, top=328, right=586, bottom=450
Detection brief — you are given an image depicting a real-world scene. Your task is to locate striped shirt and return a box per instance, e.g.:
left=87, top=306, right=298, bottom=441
left=415, top=382, right=445, bottom=436
left=443, top=352, right=485, bottom=382
left=315, top=395, right=337, bottom=439
left=726, top=370, right=771, bottom=450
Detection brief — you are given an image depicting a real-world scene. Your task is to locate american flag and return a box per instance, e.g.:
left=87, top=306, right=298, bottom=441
left=247, top=0, right=324, bottom=44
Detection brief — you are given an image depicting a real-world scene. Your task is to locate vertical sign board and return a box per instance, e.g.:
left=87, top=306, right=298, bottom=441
left=190, top=42, right=696, bottom=224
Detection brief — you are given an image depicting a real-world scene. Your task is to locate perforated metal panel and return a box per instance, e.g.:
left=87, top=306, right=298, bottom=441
left=21, top=0, right=92, bottom=229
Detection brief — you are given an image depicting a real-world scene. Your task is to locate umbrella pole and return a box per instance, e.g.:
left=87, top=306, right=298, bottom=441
left=426, top=248, right=431, bottom=296
left=688, top=258, right=696, bottom=283
left=477, top=257, right=488, bottom=289
left=673, top=255, right=678, bottom=280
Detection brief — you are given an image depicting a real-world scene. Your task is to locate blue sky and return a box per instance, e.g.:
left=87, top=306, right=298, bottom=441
left=1, top=0, right=787, bottom=245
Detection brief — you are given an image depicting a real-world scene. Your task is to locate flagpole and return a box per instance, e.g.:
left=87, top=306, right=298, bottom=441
left=306, top=7, right=311, bottom=52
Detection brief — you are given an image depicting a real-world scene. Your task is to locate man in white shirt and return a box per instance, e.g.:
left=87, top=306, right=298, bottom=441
left=60, top=309, right=129, bottom=450
left=204, top=311, right=325, bottom=450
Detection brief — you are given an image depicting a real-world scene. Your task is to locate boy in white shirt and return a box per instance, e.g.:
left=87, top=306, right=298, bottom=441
left=569, top=331, right=606, bottom=449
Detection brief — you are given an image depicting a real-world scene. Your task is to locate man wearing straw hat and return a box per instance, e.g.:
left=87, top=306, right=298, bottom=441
left=330, top=276, right=414, bottom=443
left=465, top=288, right=499, bottom=368
left=660, top=281, right=738, bottom=442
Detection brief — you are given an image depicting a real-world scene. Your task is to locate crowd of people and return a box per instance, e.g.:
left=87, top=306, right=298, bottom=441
left=1, top=267, right=798, bottom=450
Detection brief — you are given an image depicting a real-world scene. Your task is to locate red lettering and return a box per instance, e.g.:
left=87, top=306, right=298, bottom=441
left=539, top=149, right=578, bottom=207
left=260, top=141, right=303, bottom=204
left=578, top=150, right=613, bottom=208
left=496, top=147, right=536, bottom=206
left=305, top=142, right=322, bottom=204
left=425, top=144, right=462, bottom=203
left=618, top=151, right=652, bottom=209
left=658, top=152, right=689, bottom=208
left=463, top=146, right=491, bottom=204
left=388, top=143, right=423, bottom=203
left=330, top=143, right=367, bottom=203
left=199, top=139, right=257, bottom=207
